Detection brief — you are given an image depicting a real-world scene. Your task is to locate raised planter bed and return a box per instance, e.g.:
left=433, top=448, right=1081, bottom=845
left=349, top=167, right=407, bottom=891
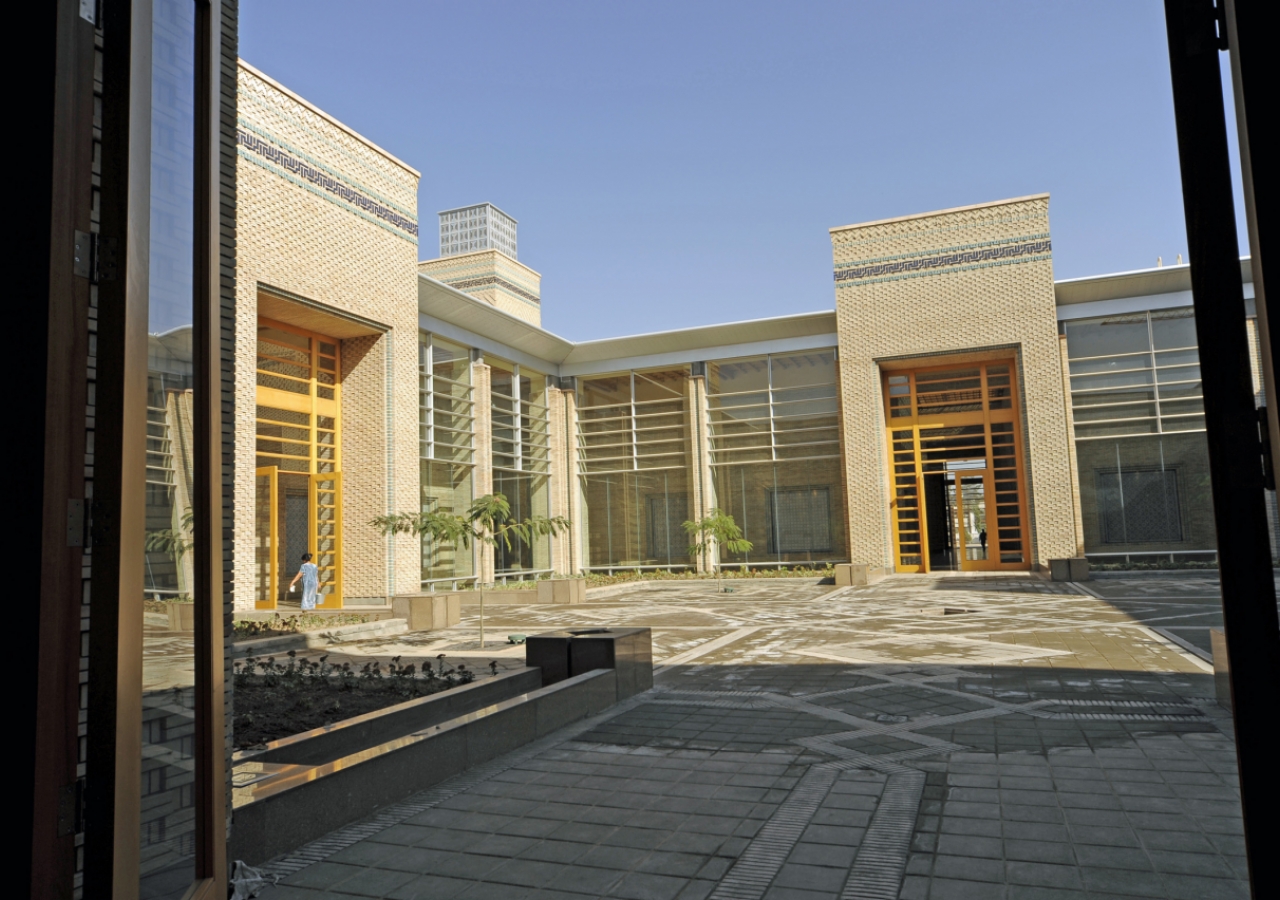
left=245, top=666, right=542, bottom=764
left=229, top=667, right=619, bottom=866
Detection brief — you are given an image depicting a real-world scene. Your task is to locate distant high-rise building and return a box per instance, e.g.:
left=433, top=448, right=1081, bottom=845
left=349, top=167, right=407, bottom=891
left=439, top=202, right=518, bottom=259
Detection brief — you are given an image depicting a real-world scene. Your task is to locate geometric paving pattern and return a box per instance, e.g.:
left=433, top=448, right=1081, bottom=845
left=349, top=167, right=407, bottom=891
left=254, top=574, right=1251, bottom=900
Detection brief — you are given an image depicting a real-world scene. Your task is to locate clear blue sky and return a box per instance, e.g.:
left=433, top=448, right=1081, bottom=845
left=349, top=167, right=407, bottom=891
left=241, top=0, right=1246, bottom=341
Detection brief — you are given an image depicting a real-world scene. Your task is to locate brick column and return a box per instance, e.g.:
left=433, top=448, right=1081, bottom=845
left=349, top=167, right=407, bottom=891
left=1059, top=335, right=1086, bottom=556
left=563, top=386, right=584, bottom=574
left=471, top=360, right=495, bottom=583
left=546, top=385, right=572, bottom=575
left=687, top=373, right=713, bottom=573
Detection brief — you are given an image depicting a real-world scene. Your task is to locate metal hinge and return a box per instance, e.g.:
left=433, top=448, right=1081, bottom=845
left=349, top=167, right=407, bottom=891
left=67, top=499, right=85, bottom=548
left=73, top=231, right=94, bottom=279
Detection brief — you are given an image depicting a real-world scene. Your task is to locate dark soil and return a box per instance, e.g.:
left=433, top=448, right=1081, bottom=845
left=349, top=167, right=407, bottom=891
left=233, top=672, right=474, bottom=749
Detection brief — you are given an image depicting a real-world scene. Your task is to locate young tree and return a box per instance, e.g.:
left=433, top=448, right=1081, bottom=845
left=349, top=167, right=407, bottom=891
left=374, top=493, right=570, bottom=646
left=683, top=509, right=753, bottom=593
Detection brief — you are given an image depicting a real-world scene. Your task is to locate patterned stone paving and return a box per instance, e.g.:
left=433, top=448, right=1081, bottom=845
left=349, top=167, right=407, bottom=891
left=252, top=574, right=1251, bottom=900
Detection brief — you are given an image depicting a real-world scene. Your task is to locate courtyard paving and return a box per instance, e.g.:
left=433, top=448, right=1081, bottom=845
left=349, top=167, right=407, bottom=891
left=251, top=574, right=1250, bottom=900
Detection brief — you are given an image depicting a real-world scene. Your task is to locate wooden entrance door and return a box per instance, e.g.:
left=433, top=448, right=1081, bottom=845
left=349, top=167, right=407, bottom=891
left=884, top=361, right=1029, bottom=572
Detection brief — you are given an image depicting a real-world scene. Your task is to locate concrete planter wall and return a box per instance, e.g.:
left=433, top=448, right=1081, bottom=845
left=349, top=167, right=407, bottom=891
left=229, top=668, right=619, bottom=865
left=536, top=578, right=586, bottom=604
left=459, top=578, right=588, bottom=606
left=251, top=667, right=542, bottom=767
left=166, top=602, right=196, bottom=631
left=392, top=592, right=462, bottom=630
left=232, top=618, right=408, bottom=658
left=833, top=564, right=886, bottom=586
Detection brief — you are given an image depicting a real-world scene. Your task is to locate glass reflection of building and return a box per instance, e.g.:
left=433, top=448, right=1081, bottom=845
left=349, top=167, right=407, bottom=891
left=491, top=360, right=552, bottom=576
left=141, top=0, right=199, bottom=893
left=707, top=352, right=846, bottom=569
left=419, top=335, right=477, bottom=586
left=577, top=369, right=696, bottom=572
left=1063, top=308, right=1218, bottom=562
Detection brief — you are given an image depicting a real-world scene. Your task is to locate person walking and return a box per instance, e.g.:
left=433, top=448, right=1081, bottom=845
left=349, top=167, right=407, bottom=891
left=288, top=552, right=319, bottom=611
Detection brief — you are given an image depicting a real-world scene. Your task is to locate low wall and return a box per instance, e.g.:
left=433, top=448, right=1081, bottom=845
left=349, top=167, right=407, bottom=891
left=229, top=668, right=619, bottom=865
left=251, top=667, right=542, bottom=767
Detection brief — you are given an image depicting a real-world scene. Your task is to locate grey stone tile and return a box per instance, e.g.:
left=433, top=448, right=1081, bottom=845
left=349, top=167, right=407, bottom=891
left=927, top=878, right=1009, bottom=899
left=1155, top=872, right=1251, bottom=900
left=942, top=816, right=1002, bottom=837
left=1078, top=867, right=1166, bottom=897
left=1006, top=861, right=1085, bottom=890
left=385, top=874, right=476, bottom=900
left=262, top=889, right=349, bottom=900
left=484, top=858, right=569, bottom=889
left=934, top=854, right=1005, bottom=883
left=675, top=880, right=715, bottom=900
left=608, top=871, right=688, bottom=900
left=376, top=846, right=459, bottom=874
left=542, top=864, right=625, bottom=896
left=759, top=888, right=830, bottom=900
left=454, top=882, right=532, bottom=900
left=635, top=852, right=708, bottom=878
left=937, top=834, right=1003, bottom=859
left=1146, top=851, right=1234, bottom=877
left=519, top=840, right=593, bottom=865
left=499, top=817, right=568, bottom=839
left=1002, top=804, right=1066, bottom=824
left=367, top=824, right=435, bottom=847
left=1072, top=845, right=1152, bottom=872
left=472, top=834, right=543, bottom=858
left=1005, top=887, right=1086, bottom=900
left=797, top=824, right=864, bottom=845
left=899, top=874, right=930, bottom=900
left=787, top=841, right=856, bottom=869
left=773, top=862, right=846, bottom=892
left=326, top=842, right=398, bottom=868
left=1004, top=839, right=1075, bottom=865
left=1003, top=822, right=1069, bottom=843
left=285, top=863, right=368, bottom=889
left=576, top=844, right=650, bottom=871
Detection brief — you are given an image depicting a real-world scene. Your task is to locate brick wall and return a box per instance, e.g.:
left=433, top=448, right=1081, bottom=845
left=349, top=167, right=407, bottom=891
left=418, top=249, right=542, bottom=326
left=830, top=195, right=1078, bottom=569
left=233, top=61, right=421, bottom=610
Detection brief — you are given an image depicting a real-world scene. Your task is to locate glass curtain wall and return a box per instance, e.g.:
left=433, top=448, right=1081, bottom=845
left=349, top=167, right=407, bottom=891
left=706, top=352, right=848, bottom=568
left=141, top=0, right=198, bottom=892
left=577, top=369, right=693, bottom=572
left=420, top=334, right=475, bottom=586
left=1064, top=309, right=1218, bottom=561
left=491, top=361, right=552, bottom=577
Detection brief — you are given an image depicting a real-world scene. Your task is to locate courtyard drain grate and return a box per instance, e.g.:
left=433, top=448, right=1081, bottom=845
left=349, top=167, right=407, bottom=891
left=840, top=769, right=926, bottom=900
left=706, top=766, right=842, bottom=900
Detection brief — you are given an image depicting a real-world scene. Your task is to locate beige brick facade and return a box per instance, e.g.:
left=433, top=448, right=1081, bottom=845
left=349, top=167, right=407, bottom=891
left=546, top=386, right=573, bottom=575
left=830, top=195, right=1078, bottom=571
left=234, top=61, right=421, bottom=610
left=470, top=362, right=495, bottom=582
left=418, top=250, right=543, bottom=326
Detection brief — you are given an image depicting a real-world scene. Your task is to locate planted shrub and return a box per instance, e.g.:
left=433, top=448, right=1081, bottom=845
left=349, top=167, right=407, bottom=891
left=233, top=651, right=488, bottom=748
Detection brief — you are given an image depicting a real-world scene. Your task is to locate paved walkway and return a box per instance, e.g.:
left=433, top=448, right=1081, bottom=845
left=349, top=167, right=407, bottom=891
left=253, top=575, right=1249, bottom=900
